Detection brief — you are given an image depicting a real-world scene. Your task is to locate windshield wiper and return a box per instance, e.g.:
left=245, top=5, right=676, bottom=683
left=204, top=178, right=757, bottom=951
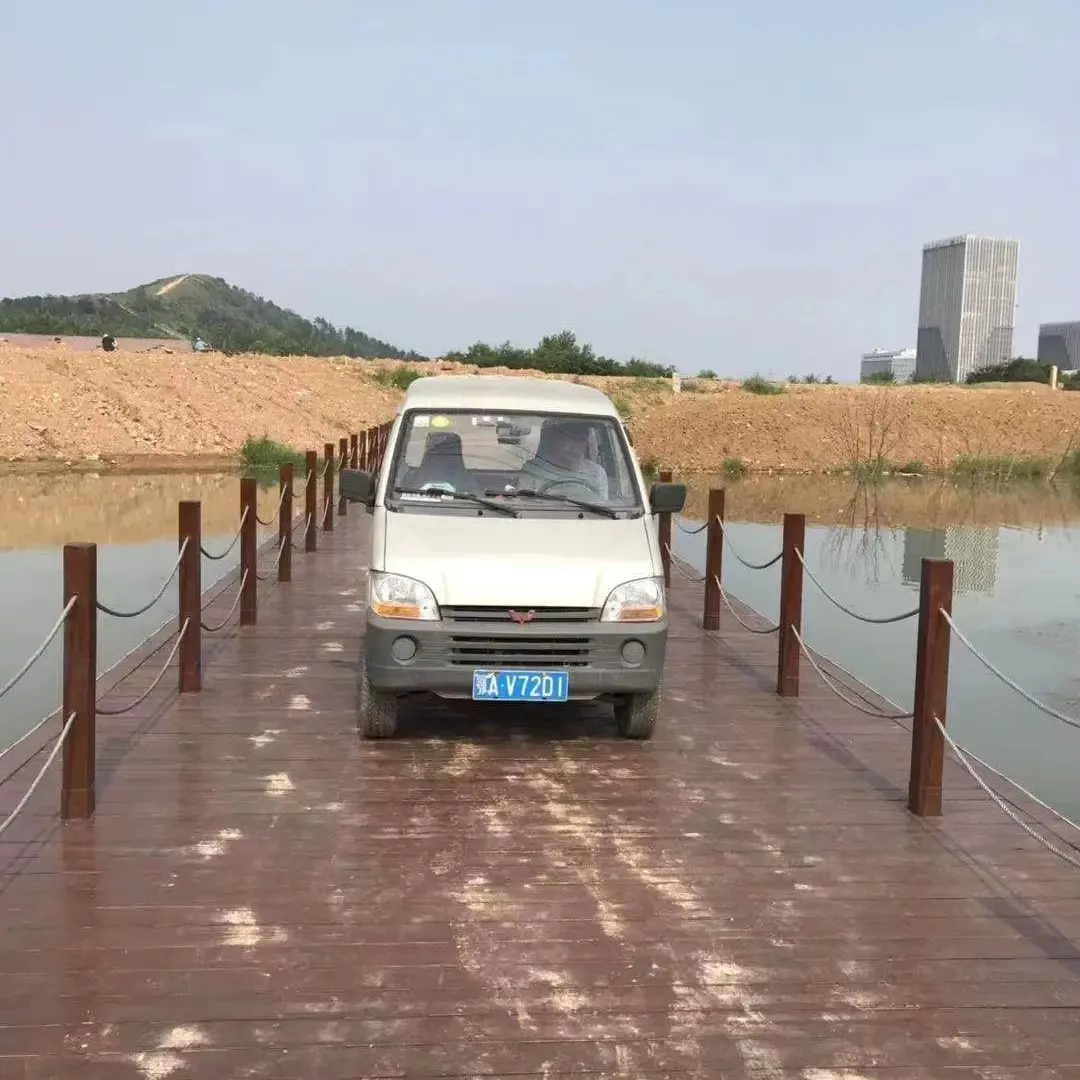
left=392, top=487, right=519, bottom=517
left=490, top=488, right=620, bottom=519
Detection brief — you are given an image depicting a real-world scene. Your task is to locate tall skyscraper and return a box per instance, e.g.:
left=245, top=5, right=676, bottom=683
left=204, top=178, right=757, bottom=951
left=915, top=235, right=1019, bottom=382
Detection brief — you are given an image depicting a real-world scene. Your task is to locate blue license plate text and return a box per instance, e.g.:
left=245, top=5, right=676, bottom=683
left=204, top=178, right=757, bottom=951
left=471, top=669, right=569, bottom=703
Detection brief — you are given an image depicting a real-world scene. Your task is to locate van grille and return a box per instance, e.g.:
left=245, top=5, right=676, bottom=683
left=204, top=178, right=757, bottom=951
left=448, top=635, right=591, bottom=668
left=441, top=606, right=598, bottom=624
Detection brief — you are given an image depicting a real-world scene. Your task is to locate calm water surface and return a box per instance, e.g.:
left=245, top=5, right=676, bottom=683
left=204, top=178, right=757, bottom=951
left=2, top=471, right=1078, bottom=821
left=674, top=476, right=1080, bottom=821
left=0, top=471, right=284, bottom=760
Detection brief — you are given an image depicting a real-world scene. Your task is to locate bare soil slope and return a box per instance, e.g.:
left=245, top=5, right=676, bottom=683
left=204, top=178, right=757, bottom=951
left=3, top=344, right=1079, bottom=472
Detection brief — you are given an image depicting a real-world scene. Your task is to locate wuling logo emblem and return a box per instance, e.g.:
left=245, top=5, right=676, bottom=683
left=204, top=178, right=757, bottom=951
left=508, top=609, right=536, bottom=625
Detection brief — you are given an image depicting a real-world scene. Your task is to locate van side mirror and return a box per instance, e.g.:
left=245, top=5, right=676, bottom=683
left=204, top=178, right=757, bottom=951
left=649, top=481, right=687, bottom=515
left=340, top=468, right=376, bottom=508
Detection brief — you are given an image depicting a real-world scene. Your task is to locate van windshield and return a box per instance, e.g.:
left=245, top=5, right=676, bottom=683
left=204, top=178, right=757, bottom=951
left=386, top=410, right=643, bottom=514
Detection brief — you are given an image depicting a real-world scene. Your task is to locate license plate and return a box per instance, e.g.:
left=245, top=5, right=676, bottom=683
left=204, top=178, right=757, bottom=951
left=471, top=669, right=570, bottom=702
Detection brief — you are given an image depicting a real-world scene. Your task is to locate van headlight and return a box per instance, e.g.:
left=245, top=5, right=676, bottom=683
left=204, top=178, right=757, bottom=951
left=601, top=577, right=665, bottom=622
left=368, top=571, right=440, bottom=621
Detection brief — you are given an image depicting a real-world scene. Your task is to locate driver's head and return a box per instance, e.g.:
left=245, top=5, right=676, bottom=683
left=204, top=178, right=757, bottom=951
left=544, top=420, right=590, bottom=470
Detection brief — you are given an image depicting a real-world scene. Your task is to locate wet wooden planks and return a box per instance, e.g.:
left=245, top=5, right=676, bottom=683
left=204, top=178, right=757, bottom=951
left=1, top=510, right=1079, bottom=1078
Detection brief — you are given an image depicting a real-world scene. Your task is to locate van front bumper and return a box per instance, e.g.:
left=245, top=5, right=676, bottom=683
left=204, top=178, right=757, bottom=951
left=363, top=615, right=667, bottom=699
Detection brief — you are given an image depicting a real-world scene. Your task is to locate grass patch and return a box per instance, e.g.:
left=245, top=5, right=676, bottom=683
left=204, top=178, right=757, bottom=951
left=895, top=460, right=928, bottom=476
left=741, top=374, right=784, bottom=395
left=372, top=366, right=424, bottom=391
left=240, top=435, right=305, bottom=470
left=636, top=377, right=671, bottom=392
left=611, top=392, right=633, bottom=420
left=951, top=453, right=1053, bottom=482
left=722, top=456, right=749, bottom=478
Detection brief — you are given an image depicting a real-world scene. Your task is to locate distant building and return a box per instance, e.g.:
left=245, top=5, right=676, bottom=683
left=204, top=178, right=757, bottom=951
left=1037, top=321, right=1080, bottom=372
left=860, top=347, right=916, bottom=383
left=915, top=235, right=1019, bottom=383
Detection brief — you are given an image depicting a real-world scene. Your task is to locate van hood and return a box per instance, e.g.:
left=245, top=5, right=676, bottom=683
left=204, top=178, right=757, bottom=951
left=381, top=512, right=656, bottom=607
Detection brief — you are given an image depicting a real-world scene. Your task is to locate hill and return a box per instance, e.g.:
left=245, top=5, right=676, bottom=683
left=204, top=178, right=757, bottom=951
left=0, top=273, right=422, bottom=359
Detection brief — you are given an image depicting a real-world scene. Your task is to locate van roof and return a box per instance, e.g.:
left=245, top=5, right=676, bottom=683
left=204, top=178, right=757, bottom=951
left=400, top=374, right=620, bottom=417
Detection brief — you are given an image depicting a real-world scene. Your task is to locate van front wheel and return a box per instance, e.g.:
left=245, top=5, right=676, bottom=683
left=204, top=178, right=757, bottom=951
left=358, top=655, right=398, bottom=738
left=614, top=685, right=660, bottom=740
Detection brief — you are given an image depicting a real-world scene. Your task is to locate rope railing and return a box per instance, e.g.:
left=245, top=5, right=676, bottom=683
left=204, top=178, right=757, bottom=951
left=96, top=620, right=191, bottom=716
left=96, top=538, right=188, bottom=619
left=791, top=625, right=914, bottom=721
left=716, top=518, right=782, bottom=571
left=0, top=597, right=76, bottom=701
left=674, top=516, right=708, bottom=536
left=0, top=426, right=385, bottom=827
left=795, top=548, right=920, bottom=625
left=200, top=505, right=249, bottom=561
left=255, top=483, right=293, bottom=527
left=201, top=572, right=249, bottom=633
left=933, top=715, right=1080, bottom=870
left=291, top=513, right=313, bottom=550
left=256, top=535, right=290, bottom=583
left=942, top=611, right=1080, bottom=733
left=712, top=575, right=779, bottom=635
left=0, top=712, right=76, bottom=838
left=656, top=477, right=1076, bottom=833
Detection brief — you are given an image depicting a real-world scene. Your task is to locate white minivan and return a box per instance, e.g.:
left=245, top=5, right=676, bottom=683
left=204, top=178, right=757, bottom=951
left=340, top=374, right=686, bottom=740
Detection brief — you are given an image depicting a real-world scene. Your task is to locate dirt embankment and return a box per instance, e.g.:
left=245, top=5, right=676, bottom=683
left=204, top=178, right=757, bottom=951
left=2, top=344, right=1080, bottom=472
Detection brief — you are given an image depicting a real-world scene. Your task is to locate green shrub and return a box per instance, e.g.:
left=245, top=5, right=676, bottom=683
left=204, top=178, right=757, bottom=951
left=697, top=369, right=717, bottom=379
left=240, top=435, right=305, bottom=470
left=952, top=454, right=1051, bottom=482
left=372, top=366, right=423, bottom=390
left=722, top=456, right=749, bottom=478
left=742, top=374, right=784, bottom=395
left=895, top=460, right=928, bottom=475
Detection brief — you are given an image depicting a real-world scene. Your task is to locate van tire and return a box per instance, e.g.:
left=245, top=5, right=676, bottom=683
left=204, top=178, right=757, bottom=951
left=615, top=685, right=660, bottom=740
left=358, top=655, right=398, bottom=738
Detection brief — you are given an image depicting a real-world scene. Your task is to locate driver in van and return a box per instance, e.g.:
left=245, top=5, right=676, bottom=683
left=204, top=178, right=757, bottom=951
left=520, top=419, right=609, bottom=500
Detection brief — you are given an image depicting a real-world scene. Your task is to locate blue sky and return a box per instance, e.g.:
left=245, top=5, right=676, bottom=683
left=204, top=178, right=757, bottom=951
left=2, top=0, right=1077, bottom=376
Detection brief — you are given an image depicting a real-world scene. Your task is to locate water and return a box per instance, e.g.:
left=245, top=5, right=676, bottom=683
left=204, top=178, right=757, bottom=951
left=0, top=470, right=287, bottom=761
left=2, top=470, right=1078, bottom=822
left=672, top=475, right=1080, bottom=823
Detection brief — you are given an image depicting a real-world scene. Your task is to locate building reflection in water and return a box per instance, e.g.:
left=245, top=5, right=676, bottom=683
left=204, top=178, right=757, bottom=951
left=901, top=526, right=1000, bottom=597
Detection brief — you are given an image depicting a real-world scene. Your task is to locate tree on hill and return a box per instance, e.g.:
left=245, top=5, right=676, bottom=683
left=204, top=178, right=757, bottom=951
left=443, top=331, right=673, bottom=377
left=965, top=357, right=1052, bottom=384
left=0, top=274, right=422, bottom=360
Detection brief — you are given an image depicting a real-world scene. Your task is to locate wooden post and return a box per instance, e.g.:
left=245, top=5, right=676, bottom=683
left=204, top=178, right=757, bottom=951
left=702, top=488, right=726, bottom=631
left=240, top=478, right=257, bottom=626
left=338, top=437, right=349, bottom=515
left=178, top=501, right=201, bottom=693
left=278, top=463, right=293, bottom=584
left=350, top=432, right=359, bottom=469
left=358, top=429, right=368, bottom=472
left=657, top=469, right=672, bottom=588
left=908, top=559, right=954, bottom=817
left=323, top=442, right=335, bottom=532
left=61, top=543, right=97, bottom=819
left=305, top=450, right=317, bottom=553
left=776, top=512, right=805, bottom=697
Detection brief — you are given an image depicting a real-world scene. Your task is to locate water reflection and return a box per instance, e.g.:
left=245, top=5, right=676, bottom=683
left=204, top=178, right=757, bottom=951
left=0, top=470, right=287, bottom=752
left=901, top=527, right=1000, bottom=596
left=673, top=475, right=1080, bottom=822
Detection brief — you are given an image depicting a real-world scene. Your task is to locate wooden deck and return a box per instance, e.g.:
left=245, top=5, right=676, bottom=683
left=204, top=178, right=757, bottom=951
left=2, top=510, right=1079, bottom=1078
